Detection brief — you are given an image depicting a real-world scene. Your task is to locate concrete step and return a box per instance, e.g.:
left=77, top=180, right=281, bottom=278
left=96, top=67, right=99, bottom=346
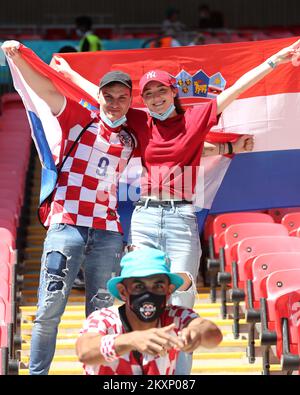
left=19, top=367, right=84, bottom=375
left=192, top=363, right=282, bottom=374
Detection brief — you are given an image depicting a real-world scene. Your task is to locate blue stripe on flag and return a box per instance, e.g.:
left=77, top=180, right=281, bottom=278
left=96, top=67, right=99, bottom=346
left=210, top=150, right=300, bottom=214
left=28, top=111, right=58, bottom=204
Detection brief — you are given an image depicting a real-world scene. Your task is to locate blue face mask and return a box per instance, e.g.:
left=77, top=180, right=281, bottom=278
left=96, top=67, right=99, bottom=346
left=100, top=108, right=127, bottom=129
left=149, top=104, right=176, bottom=121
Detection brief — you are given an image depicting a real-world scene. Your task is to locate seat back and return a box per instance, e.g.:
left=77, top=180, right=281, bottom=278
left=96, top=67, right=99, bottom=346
left=274, top=289, right=300, bottom=358
left=281, top=212, right=300, bottom=235
left=237, top=236, right=300, bottom=282
left=253, top=253, right=300, bottom=303
left=266, top=269, right=300, bottom=322
left=224, top=223, right=288, bottom=271
left=212, top=212, right=273, bottom=255
left=268, top=207, right=300, bottom=223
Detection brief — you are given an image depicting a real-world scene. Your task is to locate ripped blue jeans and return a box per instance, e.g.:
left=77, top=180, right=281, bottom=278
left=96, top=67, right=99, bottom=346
left=29, top=223, right=123, bottom=375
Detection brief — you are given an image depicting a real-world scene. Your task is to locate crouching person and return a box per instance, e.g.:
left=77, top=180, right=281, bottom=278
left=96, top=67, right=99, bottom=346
left=76, top=247, right=222, bottom=375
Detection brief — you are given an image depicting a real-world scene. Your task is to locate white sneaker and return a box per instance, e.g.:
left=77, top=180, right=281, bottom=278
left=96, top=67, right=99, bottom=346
left=72, top=268, right=85, bottom=289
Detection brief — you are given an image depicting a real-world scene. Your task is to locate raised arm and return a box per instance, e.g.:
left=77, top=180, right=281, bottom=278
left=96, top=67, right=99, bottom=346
left=217, top=39, right=300, bottom=115
left=202, top=134, right=254, bottom=156
left=178, top=317, right=223, bottom=352
left=50, top=55, right=99, bottom=100
left=1, top=41, right=64, bottom=115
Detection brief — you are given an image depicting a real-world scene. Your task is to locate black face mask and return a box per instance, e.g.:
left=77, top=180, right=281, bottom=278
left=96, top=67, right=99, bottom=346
left=129, top=291, right=167, bottom=322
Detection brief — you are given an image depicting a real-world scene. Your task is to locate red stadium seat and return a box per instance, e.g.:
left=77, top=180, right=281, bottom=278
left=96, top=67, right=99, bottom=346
left=218, top=223, right=288, bottom=322
left=261, top=268, right=300, bottom=374
left=253, top=255, right=300, bottom=309
left=274, top=289, right=300, bottom=373
left=206, top=212, right=273, bottom=302
left=218, top=222, right=288, bottom=336
left=211, top=212, right=273, bottom=260
left=44, top=28, right=69, bottom=40
left=267, top=207, right=300, bottom=223
left=237, top=236, right=300, bottom=291
left=247, top=250, right=300, bottom=363
left=230, top=33, right=248, bottom=43
left=94, top=28, right=113, bottom=39
left=281, top=212, right=300, bottom=235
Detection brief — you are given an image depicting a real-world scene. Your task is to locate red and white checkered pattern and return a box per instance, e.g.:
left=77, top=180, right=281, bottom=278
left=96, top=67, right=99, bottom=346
left=44, top=99, right=136, bottom=232
left=100, top=334, right=119, bottom=362
left=80, top=305, right=199, bottom=375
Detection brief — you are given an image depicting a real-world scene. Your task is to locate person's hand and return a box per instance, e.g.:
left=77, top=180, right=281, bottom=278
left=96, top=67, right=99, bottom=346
left=1, top=40, right=22, bottom=60
left=50, top=55, right=74, bottom=78
left=130, top=324, right=184, bottom=356
left=233, top=134, right=254, bottom=153
left=176, top=327, right=202, bottom=352
left=270, top=38, right=300, bottom=66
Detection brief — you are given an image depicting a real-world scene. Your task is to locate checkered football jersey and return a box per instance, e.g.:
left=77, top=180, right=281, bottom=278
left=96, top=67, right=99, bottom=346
left=43, top=98, right=136, bottom=232
left=80, top=305, right=199, bottom=375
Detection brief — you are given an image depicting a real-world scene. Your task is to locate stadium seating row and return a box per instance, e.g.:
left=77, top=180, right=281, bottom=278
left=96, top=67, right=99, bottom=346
left=0, top=93, right=31, bottom=375
left=1, top=26, right=300, bottom=42
left=205, top=209, right=300, bottom=374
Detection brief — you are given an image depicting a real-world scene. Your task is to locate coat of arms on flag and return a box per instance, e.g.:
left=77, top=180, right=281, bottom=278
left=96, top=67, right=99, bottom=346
left=175, top=69, right=226, bottom=98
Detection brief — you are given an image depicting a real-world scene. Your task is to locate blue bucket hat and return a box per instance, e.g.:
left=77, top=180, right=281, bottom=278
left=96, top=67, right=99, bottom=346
left=107, top=247, right=184, bottom=300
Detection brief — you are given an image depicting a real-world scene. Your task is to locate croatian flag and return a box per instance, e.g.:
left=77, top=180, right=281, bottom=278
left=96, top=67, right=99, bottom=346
left=5, top=37, right=300, bottom=234
left=56, top=37, right=300, bottom=230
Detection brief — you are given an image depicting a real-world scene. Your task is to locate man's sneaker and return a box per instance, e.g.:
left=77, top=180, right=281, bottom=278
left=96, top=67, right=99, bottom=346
left=72, top=276, right=85, bottom=289
left=72, top=268, right=85, bottom=290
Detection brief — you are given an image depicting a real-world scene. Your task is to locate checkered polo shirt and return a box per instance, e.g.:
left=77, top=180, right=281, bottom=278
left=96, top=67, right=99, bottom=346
left=43, top=98, right=136, bottom=232
left=80, top=305, right=199, bottom=375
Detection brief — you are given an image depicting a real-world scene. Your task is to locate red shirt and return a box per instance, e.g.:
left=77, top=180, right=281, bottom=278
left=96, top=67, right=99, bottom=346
left=43, top=99, right=136, bottom=231
left=127, top=101, right=218, bottom=200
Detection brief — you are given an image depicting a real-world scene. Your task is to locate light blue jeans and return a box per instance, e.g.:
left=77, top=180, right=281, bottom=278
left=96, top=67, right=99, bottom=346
left=128, top=203, right=202, bottom=375
left=29, top=223, right=123, bottom=375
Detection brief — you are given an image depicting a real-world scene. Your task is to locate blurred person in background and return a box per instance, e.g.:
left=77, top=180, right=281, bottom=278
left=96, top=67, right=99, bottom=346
left=197, top=4, right=213, bottom=29
left=198, top=4, right=224, bottom=29
left=75, top=15, right=102, bottom=52
left=161, top=7, right=185, bottom=36
left=157, top=7, right=185, bottom=47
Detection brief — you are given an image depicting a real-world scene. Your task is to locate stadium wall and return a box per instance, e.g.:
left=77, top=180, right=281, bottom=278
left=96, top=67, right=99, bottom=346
left=0, top=0, right=299, bottom=29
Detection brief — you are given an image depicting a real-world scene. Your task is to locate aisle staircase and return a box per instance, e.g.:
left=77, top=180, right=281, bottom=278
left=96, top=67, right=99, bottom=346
left=18, top=156, right=281, bottom=375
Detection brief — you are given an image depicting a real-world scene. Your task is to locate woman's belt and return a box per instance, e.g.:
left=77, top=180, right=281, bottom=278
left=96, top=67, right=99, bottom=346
left=134, top=198, right=193, bottom=207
